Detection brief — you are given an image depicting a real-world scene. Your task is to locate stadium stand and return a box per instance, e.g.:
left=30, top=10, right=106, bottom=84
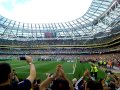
left=0, top=0, right=120, bottom=90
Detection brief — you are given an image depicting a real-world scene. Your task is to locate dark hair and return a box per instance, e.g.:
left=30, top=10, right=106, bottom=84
left=95, top=79, right=103, bottom=90
left=87, top=80, right=96, bottom=90
left=108, top=81, right=116, bottom=90
left=51, top=78, right=70, bottom=90
left=0, top=63, right=11, bottom=84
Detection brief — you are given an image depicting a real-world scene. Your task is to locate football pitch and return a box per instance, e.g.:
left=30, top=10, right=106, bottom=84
left=0, top=60, right=106, bottom=81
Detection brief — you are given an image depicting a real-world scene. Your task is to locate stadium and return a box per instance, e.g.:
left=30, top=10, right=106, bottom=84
left=0, top=0, right=120, bottom=90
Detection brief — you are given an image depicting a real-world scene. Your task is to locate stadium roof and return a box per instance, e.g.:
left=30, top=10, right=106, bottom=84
left=0, top=0, right=120, bottom=41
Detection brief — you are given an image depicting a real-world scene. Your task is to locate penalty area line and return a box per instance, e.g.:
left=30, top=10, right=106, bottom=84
left=72, top=60, right=77, bottom=74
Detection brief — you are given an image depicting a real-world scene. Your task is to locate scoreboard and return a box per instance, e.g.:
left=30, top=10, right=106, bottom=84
left=44, top=32, right=56, bottom=38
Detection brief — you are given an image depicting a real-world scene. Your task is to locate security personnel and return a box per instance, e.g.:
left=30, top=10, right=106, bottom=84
left=94, top=65, right=98, bottom=80
left=99, top=60, right=103, bottom=66
left=90, top=64, right=94, bottom=77
left=103, top=61, right=107, bottom=67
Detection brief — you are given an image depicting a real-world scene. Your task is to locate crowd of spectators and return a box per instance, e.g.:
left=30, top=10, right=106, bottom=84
left=73, top=69, right=120, bottom=90
left=0, top=44, right=120, bottom=55
left=80, top=54, right=120, bottom=67
left=0, top=55, right=120, bottom=90
left=0, top=31, right=120, bottom=46
left=0, top=31, right=120, bottom=90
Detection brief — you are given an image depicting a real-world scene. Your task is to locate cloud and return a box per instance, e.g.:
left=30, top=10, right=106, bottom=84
left=0, top=0, right=9, bottom=3
left=0, top=0, right=93, bottom=23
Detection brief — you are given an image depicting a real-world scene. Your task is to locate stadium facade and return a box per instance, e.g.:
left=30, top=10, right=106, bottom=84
left=0, top=0, right=120, bottom=57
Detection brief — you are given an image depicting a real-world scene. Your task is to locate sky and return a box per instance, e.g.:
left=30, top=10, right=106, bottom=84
left=0, top=0, right=93, bottom=23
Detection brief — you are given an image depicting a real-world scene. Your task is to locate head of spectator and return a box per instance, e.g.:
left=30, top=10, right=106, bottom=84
left=0, top=63, right=11, bottom=85
left=108, top=80, right=116, bottom=90
left=95, top=79, right=104, bottom=90
left=51, top=78, right=70, bottom=90
left=87, top=79, right=96, bottom=90
left=31, top=79, right=39, bottom=90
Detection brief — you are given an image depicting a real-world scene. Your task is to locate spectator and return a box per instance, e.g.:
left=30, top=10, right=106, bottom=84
left=31, top=79, right=40, bottom=90
left=0, top=55, right=36, bottom=90
left=75, top=69, right=94, bottom=90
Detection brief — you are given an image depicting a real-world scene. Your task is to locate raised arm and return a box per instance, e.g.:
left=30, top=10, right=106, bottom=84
left=25, top=55, right=36, bottom=83
left=40, top=77, right=53, bottom=90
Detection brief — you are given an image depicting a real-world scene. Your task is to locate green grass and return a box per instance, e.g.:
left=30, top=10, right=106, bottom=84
left=0, top=60, right=106, bottom=81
